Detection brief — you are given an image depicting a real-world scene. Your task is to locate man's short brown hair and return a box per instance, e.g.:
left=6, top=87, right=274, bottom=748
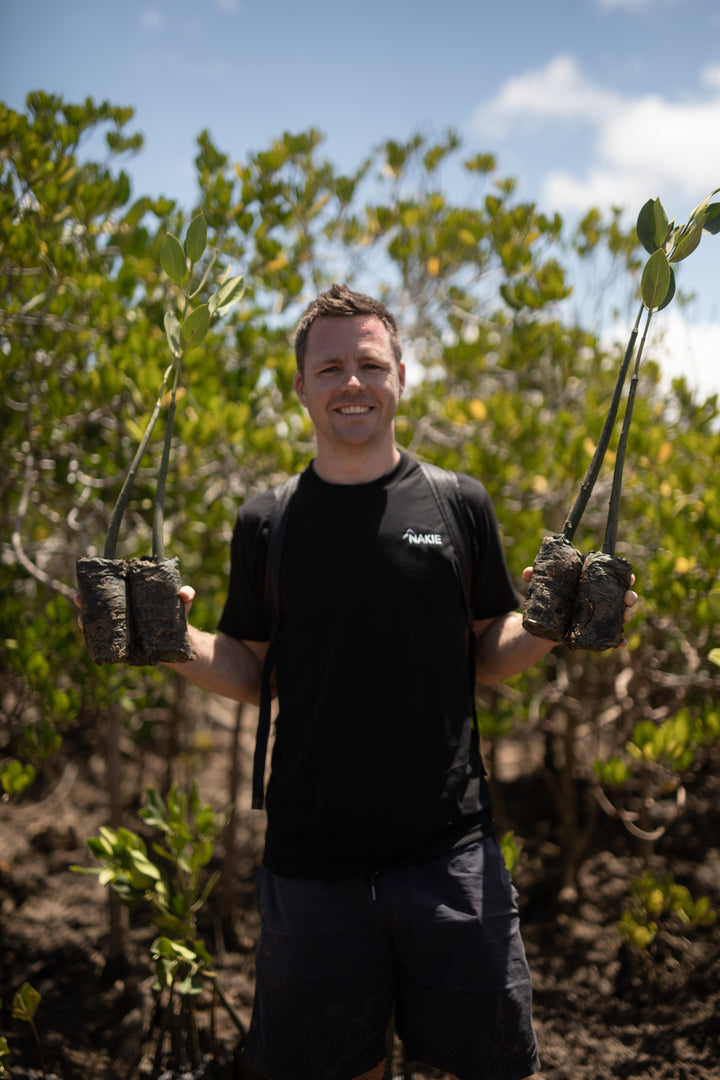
left=294, top=284, right=402, bottom=372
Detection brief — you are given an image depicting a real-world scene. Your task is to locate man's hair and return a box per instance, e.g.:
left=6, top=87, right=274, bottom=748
left=294, top=284, right=402, bottom=372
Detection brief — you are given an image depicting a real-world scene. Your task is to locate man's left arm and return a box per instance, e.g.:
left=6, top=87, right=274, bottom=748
left=474, top=569, right=639, bottom=685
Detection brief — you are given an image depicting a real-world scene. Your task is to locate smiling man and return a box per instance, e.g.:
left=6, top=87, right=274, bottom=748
left=292, top=305, right=405, bottom=482
left=164, top=284, right=638, bottom=1080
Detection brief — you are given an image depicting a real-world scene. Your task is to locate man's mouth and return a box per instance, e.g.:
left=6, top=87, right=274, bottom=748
left=336, top=405, right=372, bottom=415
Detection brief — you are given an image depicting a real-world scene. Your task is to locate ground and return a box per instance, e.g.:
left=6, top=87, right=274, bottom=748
left=1, top=698, right=719, bottom=1080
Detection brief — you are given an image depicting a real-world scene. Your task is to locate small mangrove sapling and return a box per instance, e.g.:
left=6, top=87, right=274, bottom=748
left=523, top=188, right=720, bottom=650
left=76, top=213, right=245, bottom=665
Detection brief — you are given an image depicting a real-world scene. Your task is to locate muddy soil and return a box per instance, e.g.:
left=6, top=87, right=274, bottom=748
left=1, top=694, right=718, bottom=1080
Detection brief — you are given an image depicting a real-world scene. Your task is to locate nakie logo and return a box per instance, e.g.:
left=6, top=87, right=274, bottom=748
left=402, top=528, right=444, bottom=546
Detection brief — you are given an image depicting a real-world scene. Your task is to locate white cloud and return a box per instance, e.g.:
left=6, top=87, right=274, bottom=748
left=605, top=308, right=720, bottom=403
left=593, top=0, right=687, bottom=10
left=472, top=54, right=720, bottom=400
left=141, top=7, right=166, bottom=30
left=472, top=55, right=619, bottom=136
left=647, top=309, right=720, bottom=402
left=471, top=56, right=720, bottom=217
left=216, top=0, right=240, bottom=11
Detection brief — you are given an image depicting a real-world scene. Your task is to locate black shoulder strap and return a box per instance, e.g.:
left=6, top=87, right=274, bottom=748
left=252, top=473, right=300, bottom=810
left=419, top=462, right=473, bottom=625
left=419, top=462, right=479, bottom=735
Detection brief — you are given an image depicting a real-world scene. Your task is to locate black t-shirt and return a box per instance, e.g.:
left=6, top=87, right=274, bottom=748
left=218, top=452, right=521, bottom=878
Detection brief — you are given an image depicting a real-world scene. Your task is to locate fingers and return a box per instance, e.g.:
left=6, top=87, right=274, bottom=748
left=179, top=585, right=195, bottom=619
left=623, top=588, right=639, bottom=624
left=522, top=566, right=533, bottom=583
left=74, top=592, right=84, bottom=630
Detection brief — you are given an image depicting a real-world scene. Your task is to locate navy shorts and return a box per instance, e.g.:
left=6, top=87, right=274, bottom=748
left=244, top=835, right=540, bottom=1080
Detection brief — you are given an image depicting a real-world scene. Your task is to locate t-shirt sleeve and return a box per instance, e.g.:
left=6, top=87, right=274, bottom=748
left=217, top=490, right=275, bottom=642
left=457, top=473, right=522, bottom=619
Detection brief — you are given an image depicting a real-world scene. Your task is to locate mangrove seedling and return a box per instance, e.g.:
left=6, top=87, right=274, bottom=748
left=523, top=188, right=720, bottom=649
left=72, top=784, right=245, bottom=1073
left=76, top=213, right=244, bottom=665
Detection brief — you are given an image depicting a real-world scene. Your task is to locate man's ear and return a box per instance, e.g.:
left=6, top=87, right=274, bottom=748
left=293, top=370, right=306, bottom=405
left=399, top=361, right=406, bottom=395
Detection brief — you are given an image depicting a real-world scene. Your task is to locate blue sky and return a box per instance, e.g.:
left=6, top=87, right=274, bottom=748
left=2, top=0, right=719, bottom=396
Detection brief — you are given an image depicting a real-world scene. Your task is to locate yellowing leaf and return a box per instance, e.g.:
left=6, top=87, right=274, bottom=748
left=162, top=386, right=185, bottom=408
left=427, top=255, right=440, bottom=277
left=265, top=254, right=289, bottom=273
left=658, top=441, right=673, bottom=464
left=469, top=399, right=487, bottom=421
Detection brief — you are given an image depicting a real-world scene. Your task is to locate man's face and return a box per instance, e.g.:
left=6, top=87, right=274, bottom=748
left=293, top=315, right=405, bottom=457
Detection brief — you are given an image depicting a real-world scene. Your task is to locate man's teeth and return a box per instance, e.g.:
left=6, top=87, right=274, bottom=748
left=338, top=406, right=370, bottom=414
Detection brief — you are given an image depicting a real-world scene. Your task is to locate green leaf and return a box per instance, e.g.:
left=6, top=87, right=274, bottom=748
left=180, top=303, right=210, bottom=350
left=164, top=310, right=182, bottom=357
left=709, top=648, right=720, bottom=668
left=688, top=186, right=720, bottom=223
left=86, top=835, right=114, bottom=858
left=703, top=202, right=720, bottom=235
left=184, top=212, right=207, bottom=264
left=208, top=274, right=245, bottom=317
left=161, top=233, right=187, bottom=286
left=636, top=198, right=669, bottom=254
left=0, top=759, right=36, bottom=796
left=669, top=217, right=704, bottom=262
left=12, top=982, right=41, bottom=1023
left=129, top=850, right=161, bottom=881
left=656, top=267, right=676, bottom=312
left=641, top=248, right=672, bottom=310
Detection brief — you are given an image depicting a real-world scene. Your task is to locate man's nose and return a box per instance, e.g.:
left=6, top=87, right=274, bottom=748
left=345, top=369, right=363, bottom=388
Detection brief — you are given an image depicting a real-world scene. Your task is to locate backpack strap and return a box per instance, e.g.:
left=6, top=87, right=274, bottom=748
left=252, top=473, right=300, bottom=810
left=419, top=462, right=479, bottom=733
left=419, top=463, right=473, bottom=625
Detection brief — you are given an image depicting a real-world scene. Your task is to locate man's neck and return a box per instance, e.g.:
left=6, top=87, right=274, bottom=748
left=311, top=442, right=401, bottom=485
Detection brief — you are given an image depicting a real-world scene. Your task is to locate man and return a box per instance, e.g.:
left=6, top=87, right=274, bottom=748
left=166, top=284, right=638, bottom=1080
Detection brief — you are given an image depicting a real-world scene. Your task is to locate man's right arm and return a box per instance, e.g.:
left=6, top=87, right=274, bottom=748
left=162, top=586, right=269, bottom=706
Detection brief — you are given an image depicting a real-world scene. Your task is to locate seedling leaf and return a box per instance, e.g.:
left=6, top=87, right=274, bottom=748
left=703, top=202, right=720, bottom=235
left=208, top=274, right=245, bottom=316
left=636, top=197, right=669, bottom=254
left=641, top=248, right=671, bottom=309
left=656, top=267, right=676, bottom=312
left=180, top=303, right=210, bottom=350
left=161, top=233, right=187, bottom=287
left=688, top=186, right=720, bottom=223
left=164, top=310, right=182, bottom=357
left=184, top=213, right=207, bottom=264
left=669, top=217, right=704, bottom=262
left=129, top=850, right=161, bottom=881
left=12, top=982, right=41, bottom=1023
